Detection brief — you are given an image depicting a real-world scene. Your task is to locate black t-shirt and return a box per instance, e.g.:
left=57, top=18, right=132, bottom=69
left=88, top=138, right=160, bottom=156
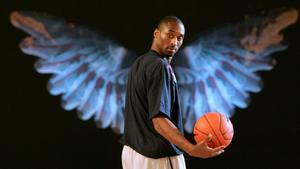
left=120, top=50, right=184, bottom=158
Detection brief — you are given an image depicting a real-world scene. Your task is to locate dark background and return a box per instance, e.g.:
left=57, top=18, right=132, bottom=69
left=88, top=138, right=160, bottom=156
left=1, top=0, right=300, bottom=169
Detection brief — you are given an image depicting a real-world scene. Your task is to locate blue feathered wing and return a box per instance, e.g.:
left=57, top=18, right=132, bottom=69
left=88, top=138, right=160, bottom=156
left=10, top=11, right=137, bottom=133
left=173, top=9, right=298, bottom=133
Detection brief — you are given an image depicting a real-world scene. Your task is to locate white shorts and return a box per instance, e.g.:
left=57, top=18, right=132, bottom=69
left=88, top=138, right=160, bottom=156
left=121, top=145, right=186, bottom=169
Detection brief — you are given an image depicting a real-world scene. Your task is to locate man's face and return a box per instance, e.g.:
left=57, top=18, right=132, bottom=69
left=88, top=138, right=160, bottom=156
left=154, top=21, right=185, bottom=57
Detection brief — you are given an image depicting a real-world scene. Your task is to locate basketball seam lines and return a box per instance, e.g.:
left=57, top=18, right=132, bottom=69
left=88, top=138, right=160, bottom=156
left=221, top=128, right=232, bottom=140
left=194, top=127, right=209, bottom=135
left=204, top=114, right=222, bottom=146
left=220, top=115, right=233, bottom=141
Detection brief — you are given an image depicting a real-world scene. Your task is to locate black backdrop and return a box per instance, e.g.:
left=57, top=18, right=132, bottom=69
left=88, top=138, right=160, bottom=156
left=1, top=0, right=300, bottom=169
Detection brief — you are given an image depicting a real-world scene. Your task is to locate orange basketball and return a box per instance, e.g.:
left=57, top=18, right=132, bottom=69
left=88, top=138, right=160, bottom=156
left=193, top=112, right=234, bottom=148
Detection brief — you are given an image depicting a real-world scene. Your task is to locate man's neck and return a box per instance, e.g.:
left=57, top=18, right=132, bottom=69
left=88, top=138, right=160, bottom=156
left=165, top=57, right=172, bottom=64
left=150, top=48, right=172, bottom=64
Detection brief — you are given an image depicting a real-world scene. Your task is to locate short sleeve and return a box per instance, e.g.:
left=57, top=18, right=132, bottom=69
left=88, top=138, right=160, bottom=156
left=147, top=64, right=171, bottom=119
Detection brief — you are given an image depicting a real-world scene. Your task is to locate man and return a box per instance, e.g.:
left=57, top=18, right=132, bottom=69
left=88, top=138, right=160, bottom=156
left=121, top=16, right=224, bottom=169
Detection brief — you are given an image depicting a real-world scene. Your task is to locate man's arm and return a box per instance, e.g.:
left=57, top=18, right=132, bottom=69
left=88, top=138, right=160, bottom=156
left=152, top=114, right=224, bottom=159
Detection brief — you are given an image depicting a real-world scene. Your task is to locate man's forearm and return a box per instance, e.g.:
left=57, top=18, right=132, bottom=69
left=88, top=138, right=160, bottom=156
left=152, top=115, right=193, bottom=154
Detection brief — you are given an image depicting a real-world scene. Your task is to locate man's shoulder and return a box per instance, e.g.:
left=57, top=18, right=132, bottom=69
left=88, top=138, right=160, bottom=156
left=135, top=51, right=166, bottom=67
left=130, top=51, right=169, bottom=78
left=146, top=51, right=169, bottom=65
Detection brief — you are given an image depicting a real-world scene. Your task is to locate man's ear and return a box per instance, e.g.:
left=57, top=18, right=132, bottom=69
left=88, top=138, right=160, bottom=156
left=153, top=28, right=159, bottom=39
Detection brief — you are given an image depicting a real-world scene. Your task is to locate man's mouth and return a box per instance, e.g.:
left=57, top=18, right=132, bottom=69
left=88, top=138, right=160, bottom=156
left=168, top=47, right=177, bottom=53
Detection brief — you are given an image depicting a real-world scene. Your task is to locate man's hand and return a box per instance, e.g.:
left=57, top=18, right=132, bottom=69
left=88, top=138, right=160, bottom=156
left=152, top=115, right=224, bottom=159
left=187, top=134, right=225, bottom=159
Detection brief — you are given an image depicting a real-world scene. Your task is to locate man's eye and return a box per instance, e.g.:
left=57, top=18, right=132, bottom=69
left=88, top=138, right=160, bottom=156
left=168, top=34, right=174, bottom=38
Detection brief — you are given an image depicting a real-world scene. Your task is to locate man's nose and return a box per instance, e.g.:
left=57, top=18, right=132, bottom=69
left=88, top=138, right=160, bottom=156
left=170, top=37, right=178, bottom=46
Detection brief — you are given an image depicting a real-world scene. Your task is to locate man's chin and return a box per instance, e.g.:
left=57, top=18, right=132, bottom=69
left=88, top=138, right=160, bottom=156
left=166, top=50, right=176, bottom=57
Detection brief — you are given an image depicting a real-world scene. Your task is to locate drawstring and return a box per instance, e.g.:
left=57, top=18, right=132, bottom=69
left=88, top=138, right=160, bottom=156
left=168, top=157, right=174, bottom=169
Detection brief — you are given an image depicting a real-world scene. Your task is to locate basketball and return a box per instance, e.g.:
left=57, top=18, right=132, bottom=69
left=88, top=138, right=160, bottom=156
left=193, top=112, right=234, bottom=148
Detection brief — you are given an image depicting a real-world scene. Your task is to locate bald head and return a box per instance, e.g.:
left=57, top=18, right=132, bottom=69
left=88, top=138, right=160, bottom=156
left=157, top=16, right=185, bottom=32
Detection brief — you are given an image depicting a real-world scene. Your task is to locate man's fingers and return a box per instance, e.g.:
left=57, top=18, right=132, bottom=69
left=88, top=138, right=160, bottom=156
left=205, top=134, right=212, bottom=143
left=208, top=147, right=225, bottom=158
left=197, top=134, right=212, bottom=146
left=212, top=149, right=224, bottom=157
left=214, top=146, right=225, bottom=151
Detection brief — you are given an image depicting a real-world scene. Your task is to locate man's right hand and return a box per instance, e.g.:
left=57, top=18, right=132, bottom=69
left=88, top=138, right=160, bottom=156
left=187, top=134, right=225, bottom=159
